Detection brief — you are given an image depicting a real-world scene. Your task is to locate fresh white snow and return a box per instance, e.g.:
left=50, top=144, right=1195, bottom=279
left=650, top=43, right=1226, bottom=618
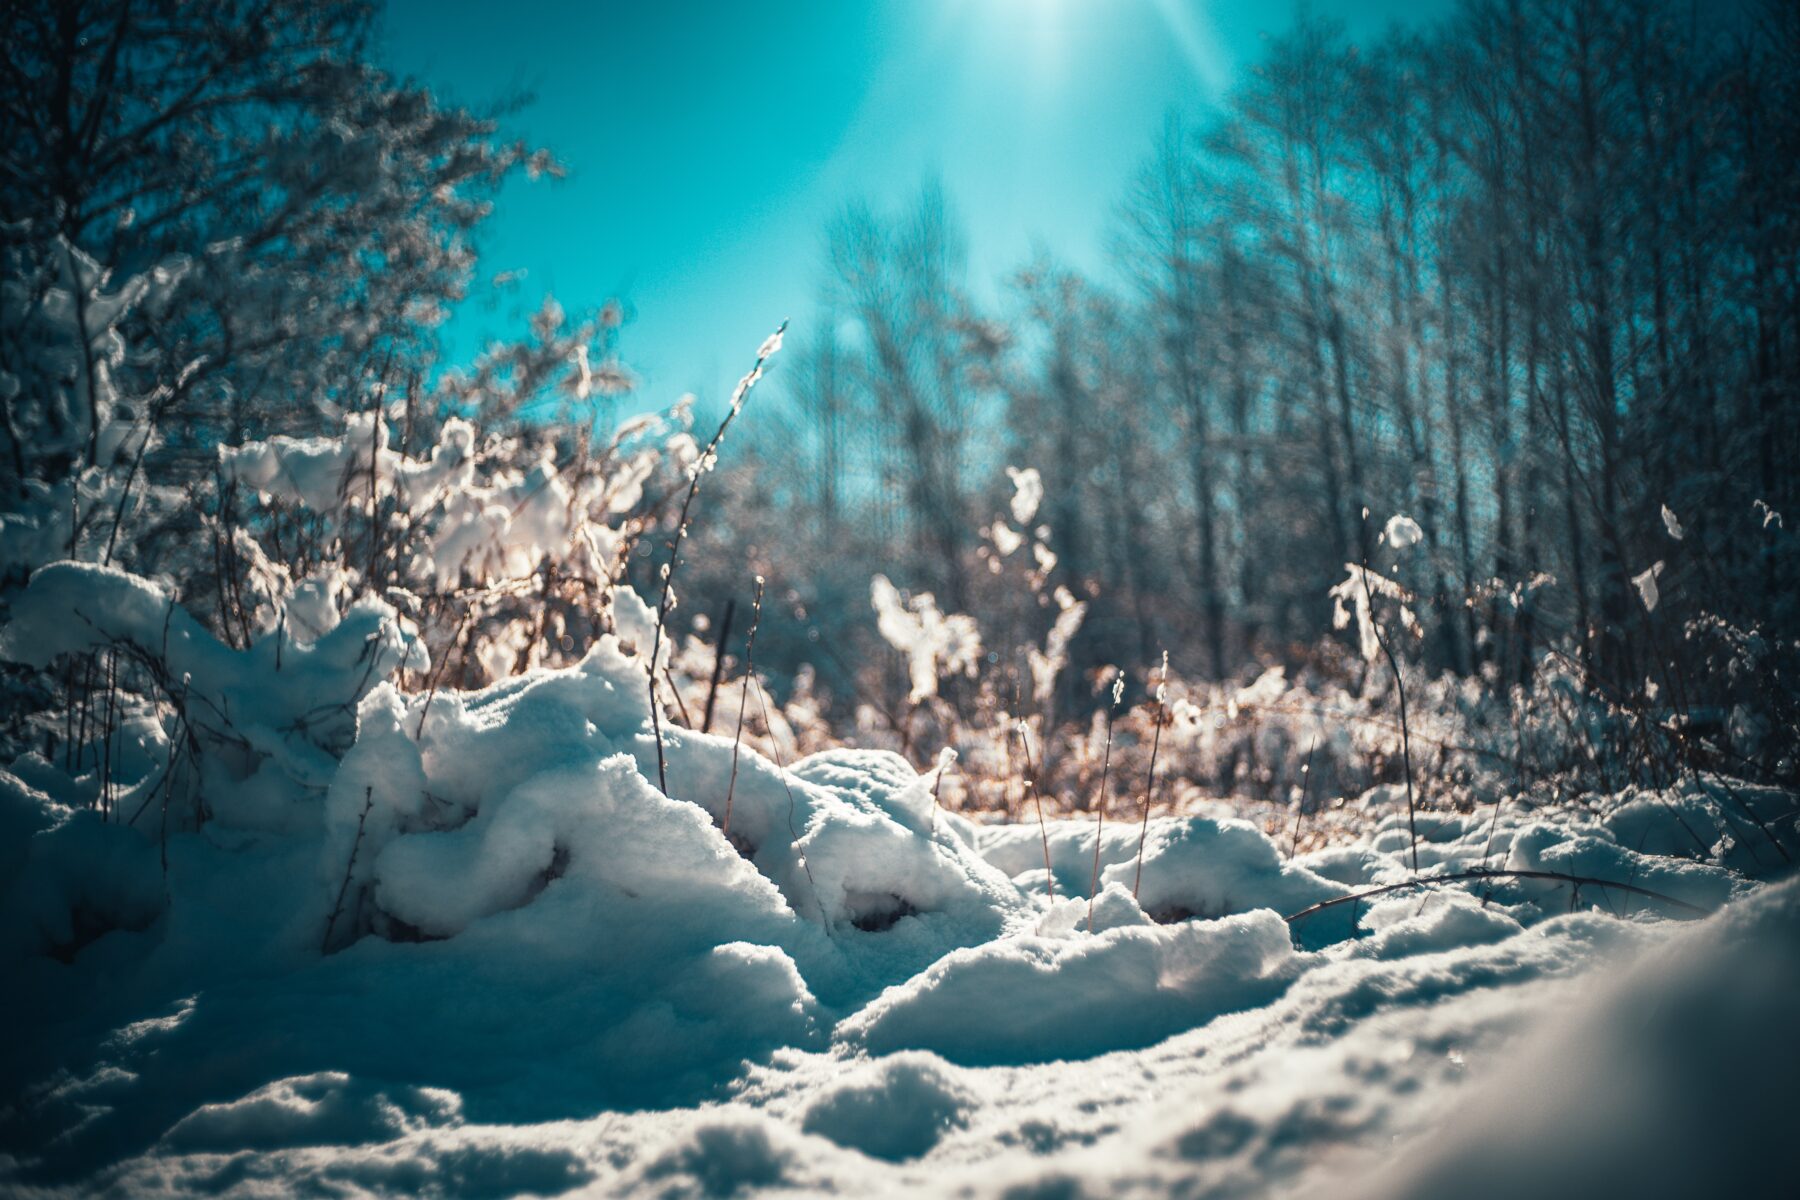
left=2, top=564, right=1790, bottom=1198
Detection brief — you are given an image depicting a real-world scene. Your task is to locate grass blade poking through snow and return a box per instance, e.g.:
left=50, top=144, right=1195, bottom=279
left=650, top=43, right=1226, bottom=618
left=701, top=597, right=736, bottom=733
left=749, top=666, right=823, bottom=921
left=1358, top=556, right=1419, bottom=875
left=1133, top=651, right=1168, bottom=900
left=1088, top=669, right=1124, bottom=932
left=1015, top=717, right=1055, bottom=902
left=723, top=577, right=764, bottom=844
left=649, top=321, right=786, bottom=796
left=930, top=746, right=956, bottom=841
left=1289, top=736, right=1318, bottom=860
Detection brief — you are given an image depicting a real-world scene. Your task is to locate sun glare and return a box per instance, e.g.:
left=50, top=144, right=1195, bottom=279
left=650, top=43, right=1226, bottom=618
left=955, top=0, right=1228, bottom=94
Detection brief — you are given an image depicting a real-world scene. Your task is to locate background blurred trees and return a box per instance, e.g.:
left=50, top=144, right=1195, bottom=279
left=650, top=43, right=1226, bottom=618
left=716, top=0, right=1799, bottom=715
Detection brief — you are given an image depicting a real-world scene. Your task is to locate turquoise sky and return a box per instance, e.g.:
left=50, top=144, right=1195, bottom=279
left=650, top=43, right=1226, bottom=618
left=381, top=0, right=1451, bottom=410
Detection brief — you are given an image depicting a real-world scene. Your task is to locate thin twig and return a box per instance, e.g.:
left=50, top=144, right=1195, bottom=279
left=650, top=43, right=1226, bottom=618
left=701, top=596, right=736, bottom=734
left=1289, top=736, right=1319, bottom=860
left=1360, top=558, right=1419, bottom=873
left=649, top=321, right=787, bottom=795
left=749, top=672, right=822, bottom=921
left=663, top=665, right=694, bottom=728
left=1284, top=868, right=1710, bottom=925
left=1133, top=652, right=1169, bottom=900
left=322, top=787, right=375, bottom=953
left=414, top=609, right=470, bottom=737
left=1017, top=718, right=1055, bottom=902
left=1088, top=670, right=1124, bottom=932
left=724, top=578, right=764, bottom=842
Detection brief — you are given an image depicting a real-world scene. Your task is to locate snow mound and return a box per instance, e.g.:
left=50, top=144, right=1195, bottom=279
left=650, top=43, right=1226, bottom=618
left=840, top=908, right=1306, bottom=1065
left=977, top=815, right=1345, bottom=935
left=637, top=1114, right=806, bottom=1197
left=161, top=1072, right=462, bottom=1152
left=799, top=1053, right=973, bottom=1161
left=321, top=635, right=1032, bottom=1012
left=649, top=731, right=1031, bottom=950
left=1356, top=890, right=1524, bottom=959
left=1111, top=816, right=1345, bottom=927
left=0, top=776, right=163, bottom=963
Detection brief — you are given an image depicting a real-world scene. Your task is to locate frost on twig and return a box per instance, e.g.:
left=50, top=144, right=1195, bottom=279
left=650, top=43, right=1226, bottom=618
left=1328, top=563, right=1419, bottom=663
left=1028, top=586, right=1087, bottom=707
left=870, top=575, right=983, bottom=705
left=649, top=321, right=787, bottom=795
left=1661, top=505, right=1684, bottom=541
left=1381, top=513, right=1423, bottom=549
left=1633, top=561, right=1666, bottom=613
left=1005, top=466, right=1043, bottom=526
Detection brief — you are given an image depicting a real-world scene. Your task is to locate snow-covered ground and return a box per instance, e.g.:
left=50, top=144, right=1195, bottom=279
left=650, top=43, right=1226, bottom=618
left=2, top=565, right=1794, bottom=1199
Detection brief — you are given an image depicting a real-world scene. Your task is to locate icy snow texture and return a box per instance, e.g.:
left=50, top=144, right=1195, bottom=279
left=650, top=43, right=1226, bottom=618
left=1343, top=877, right=1800, bottom=1200
left=21, top=877, right=1791, bottom=1200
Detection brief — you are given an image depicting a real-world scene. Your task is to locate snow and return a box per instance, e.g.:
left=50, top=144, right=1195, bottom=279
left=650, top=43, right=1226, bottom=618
left=1329, top=562, right=1420, bottom=661
left=869, top=575, right=983, bottom=705
left=1633, top=560, right=1666, bottom=612
left=987, top=519, right=1024, bottom=557
left=798, top=1053, right=973, bottom=1161
left=1383, top=512, right=1424, bottom=548
left=161, top=1073, right=463, bottom=1153
left=1348, top=877, right=1800, bottom=1200
left=1028, top=586, right=1086, bottom=705
left=1, top=567, right=1794, bottom=1198
left=1005, top=466, right=1043, bottom=525
left=220, top=411, right=384, bottom=514
left=0, top=781, right=164, bottom=962
left=840, top=909, right=1305, bottom=1065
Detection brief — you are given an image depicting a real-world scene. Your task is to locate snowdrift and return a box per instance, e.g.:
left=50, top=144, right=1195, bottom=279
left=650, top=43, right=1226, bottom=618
left=0, top=562, right=1790, bottom=1198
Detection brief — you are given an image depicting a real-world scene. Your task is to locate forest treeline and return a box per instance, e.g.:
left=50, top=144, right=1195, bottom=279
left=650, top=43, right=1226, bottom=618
left=700, top=0, right=1799, bottom=710
left=2, top=0, right=1795, bottom=789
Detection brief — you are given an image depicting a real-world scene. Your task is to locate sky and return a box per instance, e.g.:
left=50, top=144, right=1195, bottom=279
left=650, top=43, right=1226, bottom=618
left=380, top=0, right=1454, bottom=410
